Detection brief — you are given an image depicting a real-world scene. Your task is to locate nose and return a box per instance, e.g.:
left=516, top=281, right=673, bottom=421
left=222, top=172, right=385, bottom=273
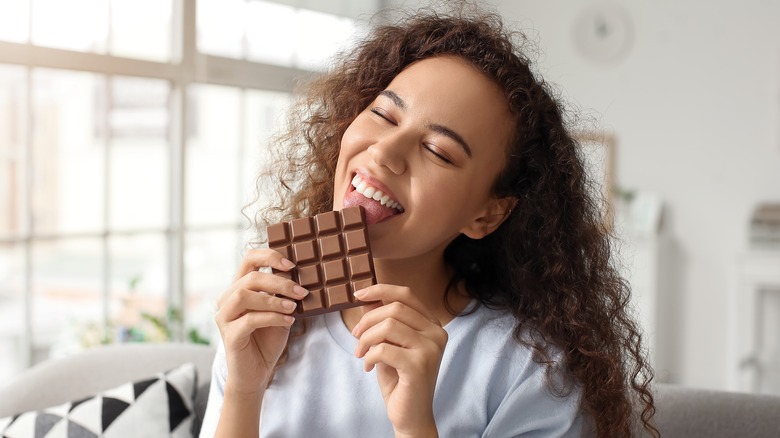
left=367, top=131, right=410, bottom=175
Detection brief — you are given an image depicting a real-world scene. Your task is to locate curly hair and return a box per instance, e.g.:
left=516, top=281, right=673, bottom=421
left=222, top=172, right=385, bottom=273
left=250, top=5, right=658, bottom=438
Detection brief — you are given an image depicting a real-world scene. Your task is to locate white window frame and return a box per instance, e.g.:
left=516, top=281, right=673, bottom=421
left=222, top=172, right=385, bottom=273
left=0, top=0, right=326, bottom=369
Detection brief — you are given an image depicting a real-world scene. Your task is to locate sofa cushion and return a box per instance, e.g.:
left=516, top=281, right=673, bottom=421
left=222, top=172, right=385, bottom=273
left=651, top=383, right=780, bottom=437
left=0, top=343, right=215, bottom=418
left=0, top=362, right=197, bottom=438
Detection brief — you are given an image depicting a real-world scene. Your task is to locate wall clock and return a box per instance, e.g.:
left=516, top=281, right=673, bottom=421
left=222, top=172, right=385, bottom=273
left=572, top=3, right=634, bottom=64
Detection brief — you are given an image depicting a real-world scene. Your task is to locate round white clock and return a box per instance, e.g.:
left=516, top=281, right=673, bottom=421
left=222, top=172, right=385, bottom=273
left=572, top=3, right=634, bottom=64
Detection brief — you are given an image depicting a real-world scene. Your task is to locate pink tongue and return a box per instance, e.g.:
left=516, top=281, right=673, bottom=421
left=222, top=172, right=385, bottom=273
left=343, top=190, right=398, bottom=225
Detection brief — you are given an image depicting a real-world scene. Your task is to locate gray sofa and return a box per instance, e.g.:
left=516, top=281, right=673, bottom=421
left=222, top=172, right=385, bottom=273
left=0, top=343, right=778, bottom=437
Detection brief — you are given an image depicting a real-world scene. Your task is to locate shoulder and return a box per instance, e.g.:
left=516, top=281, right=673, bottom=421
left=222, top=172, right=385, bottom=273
left=446, top=303, right=529, bottom=359
left=439, top=303, right=584, bottom=436
left=448, top=302, right=580, bottom=400
left=450, top=302, right=566, bottom=358
left=443, top=303, right=555, bottom=386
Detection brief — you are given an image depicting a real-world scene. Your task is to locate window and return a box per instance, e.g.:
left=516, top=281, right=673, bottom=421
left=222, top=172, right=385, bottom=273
left=0, top=0, right=379, bottom=381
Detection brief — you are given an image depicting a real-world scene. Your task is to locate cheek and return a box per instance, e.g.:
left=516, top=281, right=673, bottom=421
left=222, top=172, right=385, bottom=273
left=335, top=123, right=363, bottom=171
left=340, top=116, right=374, bottom=154
left=416, top=171, right=494, bottom=221
left=333, top=120, right=370, bottom=208
left=412, top=177, right=477, bottom=220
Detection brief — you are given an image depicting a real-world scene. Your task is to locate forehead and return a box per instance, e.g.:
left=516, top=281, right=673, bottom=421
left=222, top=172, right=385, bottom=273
left=385, top=56, right=515, bottom=159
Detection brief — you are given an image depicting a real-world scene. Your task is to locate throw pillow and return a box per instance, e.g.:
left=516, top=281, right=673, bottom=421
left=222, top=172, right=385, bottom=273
left=0, top=362, right=197, bottom=438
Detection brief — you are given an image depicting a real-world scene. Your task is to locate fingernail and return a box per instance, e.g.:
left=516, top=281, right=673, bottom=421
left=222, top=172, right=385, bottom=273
left=351, top=324, right=359, bottom=337
left=281, top=258, right=295, bottom=269
left=354, top=288, right=366, bottom=298
left=293, top=285, right=309, bottom=297
left=283, top=315, right=295, bottom=324
left=282, top=300, right=296, bottom=311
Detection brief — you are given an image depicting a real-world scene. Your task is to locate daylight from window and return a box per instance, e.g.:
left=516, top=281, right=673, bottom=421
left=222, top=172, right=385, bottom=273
left=0, top=0, right=376, bottom=382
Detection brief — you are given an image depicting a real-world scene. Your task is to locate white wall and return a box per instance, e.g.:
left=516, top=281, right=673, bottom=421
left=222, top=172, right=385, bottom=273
left=386, top=0, right=780, bottom=390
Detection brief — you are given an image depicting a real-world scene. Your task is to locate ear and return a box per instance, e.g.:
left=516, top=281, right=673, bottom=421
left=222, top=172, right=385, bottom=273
left=460, top=196, right=517, bottom=240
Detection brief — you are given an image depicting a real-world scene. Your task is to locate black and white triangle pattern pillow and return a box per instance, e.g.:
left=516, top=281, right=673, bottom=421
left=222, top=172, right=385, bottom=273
left=0, top=362, right=197, bottom=438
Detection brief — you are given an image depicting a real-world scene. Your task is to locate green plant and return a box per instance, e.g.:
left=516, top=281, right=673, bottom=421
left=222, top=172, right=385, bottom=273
left=614, top=186, right=636, bottom=203
left=76, top=275, right=211, bottom=347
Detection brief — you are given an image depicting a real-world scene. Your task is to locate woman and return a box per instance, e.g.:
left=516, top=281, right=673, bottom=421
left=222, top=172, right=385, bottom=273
left=201, top=7, right=658, bottom=437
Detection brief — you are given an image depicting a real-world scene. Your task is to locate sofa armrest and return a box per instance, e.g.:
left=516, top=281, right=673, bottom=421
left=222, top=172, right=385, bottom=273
left=650, top=383, right=780, bottom=438
left=0, top=343, right=216, bottom=418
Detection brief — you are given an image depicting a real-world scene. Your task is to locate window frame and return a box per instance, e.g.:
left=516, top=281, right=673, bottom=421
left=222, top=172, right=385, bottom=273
left=0, top=0, right=316, bottom=371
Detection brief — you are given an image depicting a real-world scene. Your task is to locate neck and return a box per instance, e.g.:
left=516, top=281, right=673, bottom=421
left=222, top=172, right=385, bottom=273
left=373, top=253, right=452, bottom=310
left=341, top=246, right=472, bottom=331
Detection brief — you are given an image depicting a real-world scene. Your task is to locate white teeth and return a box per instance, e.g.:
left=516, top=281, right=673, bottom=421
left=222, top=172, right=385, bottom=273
left=350, top=174, right=404, bottom=212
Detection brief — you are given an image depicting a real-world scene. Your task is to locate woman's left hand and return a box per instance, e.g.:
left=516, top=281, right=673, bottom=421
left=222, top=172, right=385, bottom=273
left=352, top=284, right=448, bottom=438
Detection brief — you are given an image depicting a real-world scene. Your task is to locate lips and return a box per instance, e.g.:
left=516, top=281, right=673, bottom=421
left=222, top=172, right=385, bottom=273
left=342, top=172, right=404, bottom=226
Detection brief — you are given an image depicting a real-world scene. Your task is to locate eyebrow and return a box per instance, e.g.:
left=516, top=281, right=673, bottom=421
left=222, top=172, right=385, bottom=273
left=379, top=89, right=473, bottom=158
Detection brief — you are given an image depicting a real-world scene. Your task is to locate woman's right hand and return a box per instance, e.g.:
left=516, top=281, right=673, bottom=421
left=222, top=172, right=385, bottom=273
left=215, top=248, right=308, bottom=395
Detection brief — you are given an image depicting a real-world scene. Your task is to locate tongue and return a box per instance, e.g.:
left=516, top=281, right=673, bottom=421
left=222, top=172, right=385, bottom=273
left=343, top=190, right=398, bottom=225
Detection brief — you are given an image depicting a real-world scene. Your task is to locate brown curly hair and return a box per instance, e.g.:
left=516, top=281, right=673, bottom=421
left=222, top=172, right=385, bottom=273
left=250, top=5, right=658, bottom=438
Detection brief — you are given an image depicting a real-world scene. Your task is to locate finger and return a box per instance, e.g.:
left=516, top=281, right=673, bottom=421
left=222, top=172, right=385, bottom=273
left=218, top=271, right=308, bottom=309
left=354, top=284, right=438, bottom=324
left=216, top=288, right=298, bottom=323
left=355, top=318, right=435, bottom=358
left=221, top=311, right=294, bottom=348
left=352, top=301, right=432, bottom=338
left=235, top=248, right=296, bottom=280
left=235, top=270, right=309, bottom=300
left=362, top=343, right=421, bottom=374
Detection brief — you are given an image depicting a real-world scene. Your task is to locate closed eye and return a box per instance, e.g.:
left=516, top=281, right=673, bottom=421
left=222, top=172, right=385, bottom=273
left=370, top=107, right=396, bottom=125
left=370, top=106, right=454, bottom=165
left=424, top=144, right=453, bottom=164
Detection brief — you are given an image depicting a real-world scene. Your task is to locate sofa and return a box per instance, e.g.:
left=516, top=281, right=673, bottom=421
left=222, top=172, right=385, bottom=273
left=0, top=343, right=216, bottom=436
left=0, top=342, right=778, bottom=437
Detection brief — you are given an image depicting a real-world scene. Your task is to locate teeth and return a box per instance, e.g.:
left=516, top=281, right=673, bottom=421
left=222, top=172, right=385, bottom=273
left=351, top=174, right=403, bottom=212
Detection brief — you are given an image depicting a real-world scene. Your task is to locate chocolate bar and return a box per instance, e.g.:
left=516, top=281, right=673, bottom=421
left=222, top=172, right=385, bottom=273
left=266, top=206, right=377, bottom=317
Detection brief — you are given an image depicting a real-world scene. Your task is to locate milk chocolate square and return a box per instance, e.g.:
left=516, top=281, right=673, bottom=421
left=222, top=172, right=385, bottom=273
left=267, top=206, right=377, bottom=317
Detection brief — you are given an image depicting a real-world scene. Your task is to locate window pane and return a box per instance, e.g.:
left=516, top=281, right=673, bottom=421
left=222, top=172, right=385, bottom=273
left=0, top=65, right=26, bottom=238
left=0, top=244, right=25, bottom=380
left=109, top=76, right=170, bottom=231
left=0, top=0, right=30, bottom=43
left=272, top=0, right=381, bottom=19
left=246, top=1, right=296, bottom=67
left=184, top=229, right=241, bottom=344
left=197, top=0, right=244, bottom=58
left=110, top=0, right=173, bottom=62
left=31, top=0, right=108, bottom=53
left=243, top=89, right=291, bottom=228
left=186, top=85, right=241, bottom=226
left=32, top=238, right=103, bottom=362
left=295, top=9, right=357, bottom=71
left=31, top=69, right=105, bottom=234
left=109, top=234, right=169, bottom=343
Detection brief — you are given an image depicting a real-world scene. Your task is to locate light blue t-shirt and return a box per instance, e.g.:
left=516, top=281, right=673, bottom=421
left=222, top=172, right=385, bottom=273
left=200, top=303, right=583, bottom=437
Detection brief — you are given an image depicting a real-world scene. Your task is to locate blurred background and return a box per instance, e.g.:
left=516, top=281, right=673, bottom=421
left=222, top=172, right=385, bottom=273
left=0, top=0, right=779, bottom=397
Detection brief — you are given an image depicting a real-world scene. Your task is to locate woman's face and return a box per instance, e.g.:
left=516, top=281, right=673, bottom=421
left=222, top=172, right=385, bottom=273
left=333, top=56, right=515, bottom=261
